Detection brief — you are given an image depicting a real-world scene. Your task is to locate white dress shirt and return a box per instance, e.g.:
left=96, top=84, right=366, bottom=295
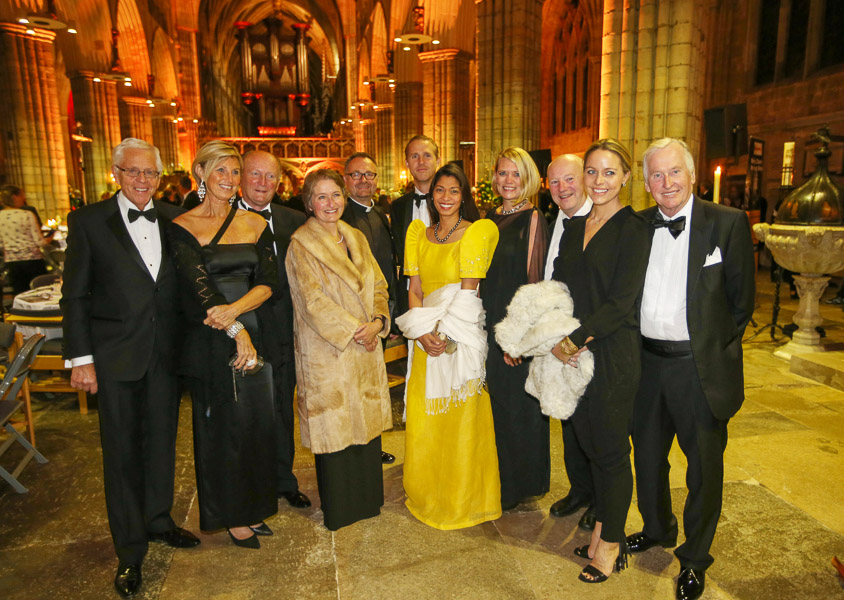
left=69, top=193, right=163, bottom=368
left=543, top=197, right=593, bottom=280
left=640, top=195, right=694, bottom=341
left=411, top=187, right=432, bottom=227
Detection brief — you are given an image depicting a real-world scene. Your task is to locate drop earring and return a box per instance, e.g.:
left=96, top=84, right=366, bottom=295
left=197, top=180, right=206, bottom=201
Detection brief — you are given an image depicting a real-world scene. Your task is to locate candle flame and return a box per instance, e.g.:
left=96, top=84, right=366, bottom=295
left=715, top=166, right=721, bottom=174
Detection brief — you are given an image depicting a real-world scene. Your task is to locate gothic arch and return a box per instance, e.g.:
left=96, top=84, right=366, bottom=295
left=151, top=28, right=178, bottom=99
left=116, top=0, right=151, bottom=93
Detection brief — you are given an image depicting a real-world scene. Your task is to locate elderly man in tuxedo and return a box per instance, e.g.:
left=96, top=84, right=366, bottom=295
left=238, top=150, right=310, bottom=508
left=390, top=135, right=441, bottom=317
left=543, top=154, right=596, bottom=530
left=627, top=138, right=755, bottom=600
left=62, top=138, right=198, bottom=598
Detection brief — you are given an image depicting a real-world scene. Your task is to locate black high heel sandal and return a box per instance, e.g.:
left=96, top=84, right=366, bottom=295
left=578, top=544, right=627, bottom=583
left=574, top=544, right=591, bottom=559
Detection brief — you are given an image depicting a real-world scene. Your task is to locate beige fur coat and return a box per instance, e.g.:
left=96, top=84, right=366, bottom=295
left=285, top=218, right=392, bottom=454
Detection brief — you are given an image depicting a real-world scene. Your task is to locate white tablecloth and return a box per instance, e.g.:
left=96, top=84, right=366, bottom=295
left=11, top=286, right=62, bottom=340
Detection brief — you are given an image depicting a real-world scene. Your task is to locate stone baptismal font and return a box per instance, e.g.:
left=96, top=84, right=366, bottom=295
left=754, top=127, right=844, bottom=360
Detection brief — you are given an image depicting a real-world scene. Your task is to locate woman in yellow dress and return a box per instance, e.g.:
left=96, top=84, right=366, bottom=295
left=396, top=163, right=501, bottom=530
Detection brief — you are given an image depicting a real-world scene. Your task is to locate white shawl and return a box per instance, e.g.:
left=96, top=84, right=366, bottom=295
left=395, top=283, right=487, bottom=415
left=494, top=280, right=594, bottom=420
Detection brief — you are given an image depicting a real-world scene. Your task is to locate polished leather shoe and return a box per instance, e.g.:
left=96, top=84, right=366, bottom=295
left=148, top=527, right=200, bottom=548
left=549, top=494, right=590, bottom=518
left=381, top=451, right=396, bottom=464
left=676, top=567, right=705, bottom=600
left=249, top=522, right=273, bottom=536
left=114, top=563, right=141, bottom=598
left=279, top=489, right=312, bottom=508
left=578, top=505, right=597, bottom=531
left=626, top=531, right=676, bottom=553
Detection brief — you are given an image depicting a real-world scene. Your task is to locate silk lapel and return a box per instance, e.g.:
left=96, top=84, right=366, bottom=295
left=105, top=198, right=154, bottom=281
left=686, top=197, right=713, bottom=301
left=403, top=195, right=415, bottom=237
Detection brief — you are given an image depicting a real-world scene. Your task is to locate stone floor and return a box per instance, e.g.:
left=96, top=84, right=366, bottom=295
left=2, top=272, right=844, bottom=599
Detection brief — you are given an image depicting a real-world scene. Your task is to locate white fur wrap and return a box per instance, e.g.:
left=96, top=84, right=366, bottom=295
left=494, top=280, right=594, bottom=420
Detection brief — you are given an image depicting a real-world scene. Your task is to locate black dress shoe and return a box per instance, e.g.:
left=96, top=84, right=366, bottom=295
left=249, top=522, right=273, bottom=536
left=676, top=567, right=705, bottom=600
left=114, top=563, right=141, bottom=598
left=279, top=489, right=312, bottom=508
left=148, top=527, right=200, bottom=548
left=578, top=505, right=597, bottom=531
left=227, top=529, right=261, bottom=549
left=626, top=530, right=676, bottom=553
left=501, top=499, right=519, bottom=511
left=381, top=451, right=396, bottom=464
left=549, top=493, right=590, bottom=518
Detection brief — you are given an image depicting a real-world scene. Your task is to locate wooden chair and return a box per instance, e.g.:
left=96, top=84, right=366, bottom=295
left=0, top=332, right=47, bottom=493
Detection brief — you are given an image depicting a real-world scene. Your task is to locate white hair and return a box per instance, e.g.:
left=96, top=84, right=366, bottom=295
left=112, top=138, right=163, bottom=173
left=642, top=138, right=695, bottom=180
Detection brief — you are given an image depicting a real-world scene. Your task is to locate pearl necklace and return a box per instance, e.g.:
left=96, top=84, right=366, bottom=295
left=500, top=199, right=529, bottom=215
left=434, top=216, right=463, bottom=243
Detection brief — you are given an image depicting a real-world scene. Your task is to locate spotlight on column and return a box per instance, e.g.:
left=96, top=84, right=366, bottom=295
left=124, top=81, right=132, bottom=87
left=192, top=119, right=199, bottom=124
left=393, top=37, right=401, bottom=42
left=17, top=18, right=29, bottom=24
left=432, top=39, right=440, bottom=45
left=402, top=46, right=411, bottom=51
left=92, top=77, right=102, bottom=83
left=67, top=21, right=77, bottom=34
left=26, top=28, right=36, bottom=35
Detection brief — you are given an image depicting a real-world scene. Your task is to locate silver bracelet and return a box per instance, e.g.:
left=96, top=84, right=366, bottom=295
left=226, top=321, right=244, bottom=339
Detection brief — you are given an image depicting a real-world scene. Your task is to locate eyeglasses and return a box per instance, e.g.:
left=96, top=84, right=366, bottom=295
left=115, top=165, right=161, bottom=179
left=345, top=171, right=377, bottom=180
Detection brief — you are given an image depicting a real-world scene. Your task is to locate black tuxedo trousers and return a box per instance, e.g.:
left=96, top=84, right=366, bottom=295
left=633, top=348, right=728, bottom=571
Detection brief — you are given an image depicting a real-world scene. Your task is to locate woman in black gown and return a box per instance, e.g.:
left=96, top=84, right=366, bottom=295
left=551, top=139, right=651, bottom=583
left=482, top=147, right=550, bottom=510
left=169, top=141, right=278, bottom=549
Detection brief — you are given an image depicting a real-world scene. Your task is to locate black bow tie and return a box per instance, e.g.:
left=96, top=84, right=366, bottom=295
left=246, top=206, right=271, bottom=220
left=651, top=215, right=686, bottom=239
left=127, top=207, right=157, bottom=223
left=414, top=193, right=427, bottom=207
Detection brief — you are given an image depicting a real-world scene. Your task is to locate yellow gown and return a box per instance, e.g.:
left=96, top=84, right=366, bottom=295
left=403, top=218, right=502, bottom=529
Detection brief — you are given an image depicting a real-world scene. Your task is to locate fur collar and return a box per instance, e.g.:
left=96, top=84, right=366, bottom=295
left=293, top=217, right=371, bottom=296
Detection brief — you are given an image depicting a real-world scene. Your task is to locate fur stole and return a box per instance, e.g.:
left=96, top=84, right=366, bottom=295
left=494, top=280, right=594, bottom=419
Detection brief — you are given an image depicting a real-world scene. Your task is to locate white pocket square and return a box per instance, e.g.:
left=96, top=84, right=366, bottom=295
left=703, top=247, right=722, bottom=267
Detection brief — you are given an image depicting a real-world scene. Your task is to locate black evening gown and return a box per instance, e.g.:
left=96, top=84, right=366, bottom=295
left=315, top=436, right=384, bottom=531
left=169, top=208, right=279, bottom=531
left=482, top=208, right=550, bottom=506
left=551, top=206, right=651, bottom=544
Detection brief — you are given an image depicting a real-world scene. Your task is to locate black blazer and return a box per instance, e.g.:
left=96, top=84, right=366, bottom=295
left=60, top=194, right=184, bottom=381
left=390, top=192, right=417, bottom=315
left=640, top=197, right=756, bottom=420
left=261, top=202, right=307, bottom=364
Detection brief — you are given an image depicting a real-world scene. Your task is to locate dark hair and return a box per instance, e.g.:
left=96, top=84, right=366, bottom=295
left=179, top=176, right=192, bottom=190
left=344, top=152, right=377, bottom=171
left=302, top=168, right=345, bottom=214
left=427, top=163, right=480, bottom=225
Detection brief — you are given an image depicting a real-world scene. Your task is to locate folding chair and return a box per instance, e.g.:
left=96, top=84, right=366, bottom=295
left=0, top=333, right=48, bottom=493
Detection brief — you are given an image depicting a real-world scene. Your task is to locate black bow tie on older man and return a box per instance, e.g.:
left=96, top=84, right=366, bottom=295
left=651, top=214, right=686, bottom=239
left=245, top=206, right=272, bottom=220
left=127, top=207, right=158, bottom=223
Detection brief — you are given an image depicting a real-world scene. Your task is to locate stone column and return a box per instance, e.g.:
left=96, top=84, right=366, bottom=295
left=393, top=81, right=423, bottom=180
left=119, top=96, right=153, bottom=142
left=372, top=83, right=395, bottom=191
left=175, top=26, right=202, bottom=162
left=419, top=49, right=473, bottom=165
left=71, top=71, right=122, bottom=203
left=475, top=0, right=543, bottom=180
left=599, top=0, right=707, bottom=209
left=0, top=24, right=69, bottom=217
left=152, top=117, right=180, bottom=173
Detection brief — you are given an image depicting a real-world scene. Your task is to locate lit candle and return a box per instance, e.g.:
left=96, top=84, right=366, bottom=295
left=713, top=166, right=721, bottom=204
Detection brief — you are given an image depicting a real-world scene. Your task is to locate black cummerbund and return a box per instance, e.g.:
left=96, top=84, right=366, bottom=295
left=641, top=337, right=693, bottom=358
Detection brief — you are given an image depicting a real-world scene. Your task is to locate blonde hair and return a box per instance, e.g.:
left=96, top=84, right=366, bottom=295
left=492, top=147, right=540, bottom=205
left=192, top=141, right=242, bottom=185
left=583, top=138, right=633, bottom=175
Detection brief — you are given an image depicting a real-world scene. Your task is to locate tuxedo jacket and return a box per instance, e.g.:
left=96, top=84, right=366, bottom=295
left=61, top=194, right=184, bottom=381
left=390, top=192, right=416, bottom=315
left=261, top=202, right=307, bottom=364
left=640, top=197, right=756, bottom=421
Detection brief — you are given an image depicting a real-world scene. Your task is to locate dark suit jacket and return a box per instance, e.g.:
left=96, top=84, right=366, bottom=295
left=261, top=202, right=307, bottom=364
left=640, top=197, right=755, bottom=420
left=390, top=192, right=416, bottom=315
left=60, top=194, right=184, bottom=381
